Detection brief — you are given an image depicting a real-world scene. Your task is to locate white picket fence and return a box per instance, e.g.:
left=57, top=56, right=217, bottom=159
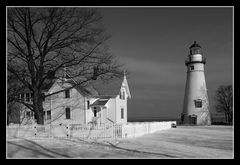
left=122, top=121, right=176, bottom=138
left=7, top=121, right=176, bottom=139
left=7, top=123, right=123, bottom=139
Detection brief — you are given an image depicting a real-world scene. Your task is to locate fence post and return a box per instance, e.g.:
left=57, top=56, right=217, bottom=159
left=34, top=124, right=37, bottom=137
left=66, top=124, right=70, bottom=138
left=49, top=124, right=52, bottom=138
left=112, top=124, right=114, bottom=139
left=121, top=124, right=124, bottom=138
left=17, top=124, right=20, bottom=138
left=133, top=125, right=135, bottom=138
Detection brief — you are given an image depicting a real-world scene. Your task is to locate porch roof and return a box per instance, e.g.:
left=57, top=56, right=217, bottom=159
left=90, top=98, right=110, bottom=107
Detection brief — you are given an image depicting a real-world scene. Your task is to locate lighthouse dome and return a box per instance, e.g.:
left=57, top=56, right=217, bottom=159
left=189, top=41, right=202, bottom=55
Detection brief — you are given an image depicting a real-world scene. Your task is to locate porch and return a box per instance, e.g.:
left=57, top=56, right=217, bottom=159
left=89, top=98, right=112, bottom=125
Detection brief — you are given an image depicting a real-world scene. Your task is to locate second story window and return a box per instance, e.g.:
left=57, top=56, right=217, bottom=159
left=26, top=93, right=30, bottom=102
left=65, top=89, right=70, bottom=98
left=123, top=91, right=125, bottom=100
left=30, top=93, right=33, bottom=101
left=20, top=93, right=25, bottom=101
left=66, top=107, right=71, bottom=119
left=121, top=108, right=124, bottom=119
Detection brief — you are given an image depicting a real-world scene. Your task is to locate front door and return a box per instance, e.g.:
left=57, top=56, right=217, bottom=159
left=192, top=116, right=197, bottom=124
left=93, top=109, right=97, bottom=117
left=189, top=115, right=197, bottom=125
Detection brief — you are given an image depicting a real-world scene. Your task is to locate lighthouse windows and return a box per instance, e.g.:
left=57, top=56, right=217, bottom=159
left=190, top=66, right=194, bottom=71
left=194, top=99, right=202, bottom=108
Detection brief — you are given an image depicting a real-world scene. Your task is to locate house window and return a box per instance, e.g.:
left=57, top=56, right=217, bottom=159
left=65, top=89, right=70, bottom=98
left=20, top=93, right=25, bottom=101
left=123, top=91, right=125, bottom=100
left=26, top=93, right=30, bottom=102
left=42, top=93, right=45, bottom=101
left=119, top=91, right=122, bottom=99
left=30, top=93, right=33, bottom=101
left=47, top=111, right=51, bottom=120
left=194, top=99, right=202, bottom=108
left=190, top=66, right=194, bottom=71
left=26, top=111, right=31, bottom=119
left=66, top=107, right=71, bottom=119
left=121, top=108, right=124, bottom=119
left=87, top=100, right=90, bottom=109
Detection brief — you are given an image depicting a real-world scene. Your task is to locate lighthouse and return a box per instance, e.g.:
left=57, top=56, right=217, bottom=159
left=181, top=41, right=211, bottom=125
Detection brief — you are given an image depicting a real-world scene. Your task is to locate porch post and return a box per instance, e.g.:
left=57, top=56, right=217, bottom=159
left=100, top=106, right=103, bottom=126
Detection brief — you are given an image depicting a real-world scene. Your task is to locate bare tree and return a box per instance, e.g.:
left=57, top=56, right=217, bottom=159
left=7, top=7, right=122, bottom=125
left=214, top=85, right=233, bottom=124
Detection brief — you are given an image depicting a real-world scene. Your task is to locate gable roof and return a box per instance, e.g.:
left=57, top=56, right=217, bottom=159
left=66, top=79, right=93, bottom=96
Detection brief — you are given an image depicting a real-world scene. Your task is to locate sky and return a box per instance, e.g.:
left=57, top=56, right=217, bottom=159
left=99, top=7, right=233, bottom=120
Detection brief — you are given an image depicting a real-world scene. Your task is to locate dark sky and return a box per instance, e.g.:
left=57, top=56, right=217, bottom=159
left=100, top=7, right=233, bottom=119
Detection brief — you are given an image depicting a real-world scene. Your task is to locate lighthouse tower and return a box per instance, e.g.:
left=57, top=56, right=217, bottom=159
left=181, top=41, right=211, bottom=125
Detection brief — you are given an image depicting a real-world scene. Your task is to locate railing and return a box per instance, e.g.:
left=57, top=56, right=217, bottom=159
left=106, top=118, right=115, bottom=124
left=185, top=57, right=206, bottom=65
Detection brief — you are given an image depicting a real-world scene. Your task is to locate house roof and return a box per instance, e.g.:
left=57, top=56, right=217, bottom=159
left=42, top=79, right=56, bottom=92
left=19, top=74, right=128, bottom=99
left=90, top=76, right=124, bottom=97
left=65, top=79, right=93, bottom=96
left=45, top=75, right=125, bottom=97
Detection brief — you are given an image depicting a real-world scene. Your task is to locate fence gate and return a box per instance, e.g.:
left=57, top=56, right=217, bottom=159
left=69, top=123, right=122, bottom=139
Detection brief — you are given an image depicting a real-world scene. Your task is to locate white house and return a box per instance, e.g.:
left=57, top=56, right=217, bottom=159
left=19, top=73, right=131, bottom=125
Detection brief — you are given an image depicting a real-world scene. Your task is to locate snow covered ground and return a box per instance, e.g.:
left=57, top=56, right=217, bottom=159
left=7, top=125, right=233, bottom=159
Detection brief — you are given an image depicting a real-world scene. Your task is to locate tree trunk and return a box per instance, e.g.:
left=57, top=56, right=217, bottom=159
left=33, top=90, right=44, bottom=125
left=36, top=100, right=44, bottom=125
